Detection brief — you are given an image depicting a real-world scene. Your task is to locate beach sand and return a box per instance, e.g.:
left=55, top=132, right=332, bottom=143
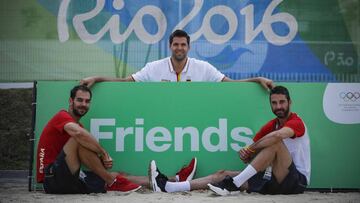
left=1, top=180, right=359, bottom=203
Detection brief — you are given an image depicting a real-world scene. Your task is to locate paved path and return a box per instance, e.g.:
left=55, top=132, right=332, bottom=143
left=0, top=170, right=28, bottom=184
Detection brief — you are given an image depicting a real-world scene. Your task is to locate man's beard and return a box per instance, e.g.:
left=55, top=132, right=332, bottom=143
left=72, top=107, right=88, bottom=117
left=172, top=53, right=186, bottom=61
left=273, top=108, right=290, bottom=119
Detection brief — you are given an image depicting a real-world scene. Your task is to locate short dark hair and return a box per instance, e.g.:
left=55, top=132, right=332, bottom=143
left=270, top=86, right=290, bottom=101
left=70, top=85, right=92, bottom=100
left=169, top=29, right=190, bottom=46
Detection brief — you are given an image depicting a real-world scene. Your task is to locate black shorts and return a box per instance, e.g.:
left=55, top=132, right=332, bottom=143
left=247, top=162, right=307, bottom=194
left=43, top=150, right=106, bottom=194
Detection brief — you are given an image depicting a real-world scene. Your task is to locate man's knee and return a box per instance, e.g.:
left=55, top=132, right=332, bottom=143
left=264, top=140, right=286, bottom=153
left=273, top=141, right=291, bottom=157
left=63, top=138, right=80, bottom=155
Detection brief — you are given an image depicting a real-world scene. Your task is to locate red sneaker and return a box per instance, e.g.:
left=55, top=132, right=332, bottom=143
left=176, top=157, right=197, bottom=182
left=106, top=175, right=141, bottom=193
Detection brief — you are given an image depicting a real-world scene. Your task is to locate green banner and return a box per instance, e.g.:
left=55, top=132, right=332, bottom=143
left=32, top=81, right=360, bottom=189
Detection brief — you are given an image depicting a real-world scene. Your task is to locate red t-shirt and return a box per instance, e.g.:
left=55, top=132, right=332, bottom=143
left=36, top=110, right=80, bottom=183
left=253, top=112, right=305, bottom=142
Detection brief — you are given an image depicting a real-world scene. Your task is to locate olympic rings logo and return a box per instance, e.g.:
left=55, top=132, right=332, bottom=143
left=339, top=92, right=360, bottom=102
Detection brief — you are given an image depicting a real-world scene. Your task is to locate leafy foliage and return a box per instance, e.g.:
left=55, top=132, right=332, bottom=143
left=0, top=89, right=32, bottom=169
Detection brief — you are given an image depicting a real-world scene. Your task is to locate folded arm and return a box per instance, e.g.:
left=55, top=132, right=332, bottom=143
left=239, top=127, right=294, bottom=162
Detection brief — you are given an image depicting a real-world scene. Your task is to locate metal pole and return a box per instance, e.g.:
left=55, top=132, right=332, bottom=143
left=28, top=81, right=37, bottom=191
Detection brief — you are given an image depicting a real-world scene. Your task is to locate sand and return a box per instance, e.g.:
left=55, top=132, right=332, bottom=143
left=1, top=180, right=359, bottom=203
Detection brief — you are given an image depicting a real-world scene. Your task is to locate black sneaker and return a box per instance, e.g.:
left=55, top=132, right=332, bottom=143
left=208, top=175, right=241, bottom=196
left=148, top=160, right=168, bottom=192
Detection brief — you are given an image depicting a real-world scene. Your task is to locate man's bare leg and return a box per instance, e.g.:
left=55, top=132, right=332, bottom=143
left=63, top=138, right=115, bottom=185
left=207, top=141, right=292, bottom=196
left=120, top=173, right=177, bottom=188
left=154, top=170, right=242, bottom=192
left=62, top=138, right=81, bottom=173
left=117, top=173, right=149, bottom=188
left=250, top=141, right=292, bottom=183
left=190, top=170, right=240, bottom=190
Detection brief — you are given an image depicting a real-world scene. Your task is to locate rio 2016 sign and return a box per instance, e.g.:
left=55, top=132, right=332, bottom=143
left=2, top=0, right=356, bottom=82
left=58, top=0, right=297, bottom=46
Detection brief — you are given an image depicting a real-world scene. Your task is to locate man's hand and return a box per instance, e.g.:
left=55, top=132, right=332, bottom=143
left=257, top=77, right=275, bottom=91
left=238, top=146, right=255, bottom=163
left=100, top=152, right=113, bottom=169
left=80, top=76, right=97, bottom=88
